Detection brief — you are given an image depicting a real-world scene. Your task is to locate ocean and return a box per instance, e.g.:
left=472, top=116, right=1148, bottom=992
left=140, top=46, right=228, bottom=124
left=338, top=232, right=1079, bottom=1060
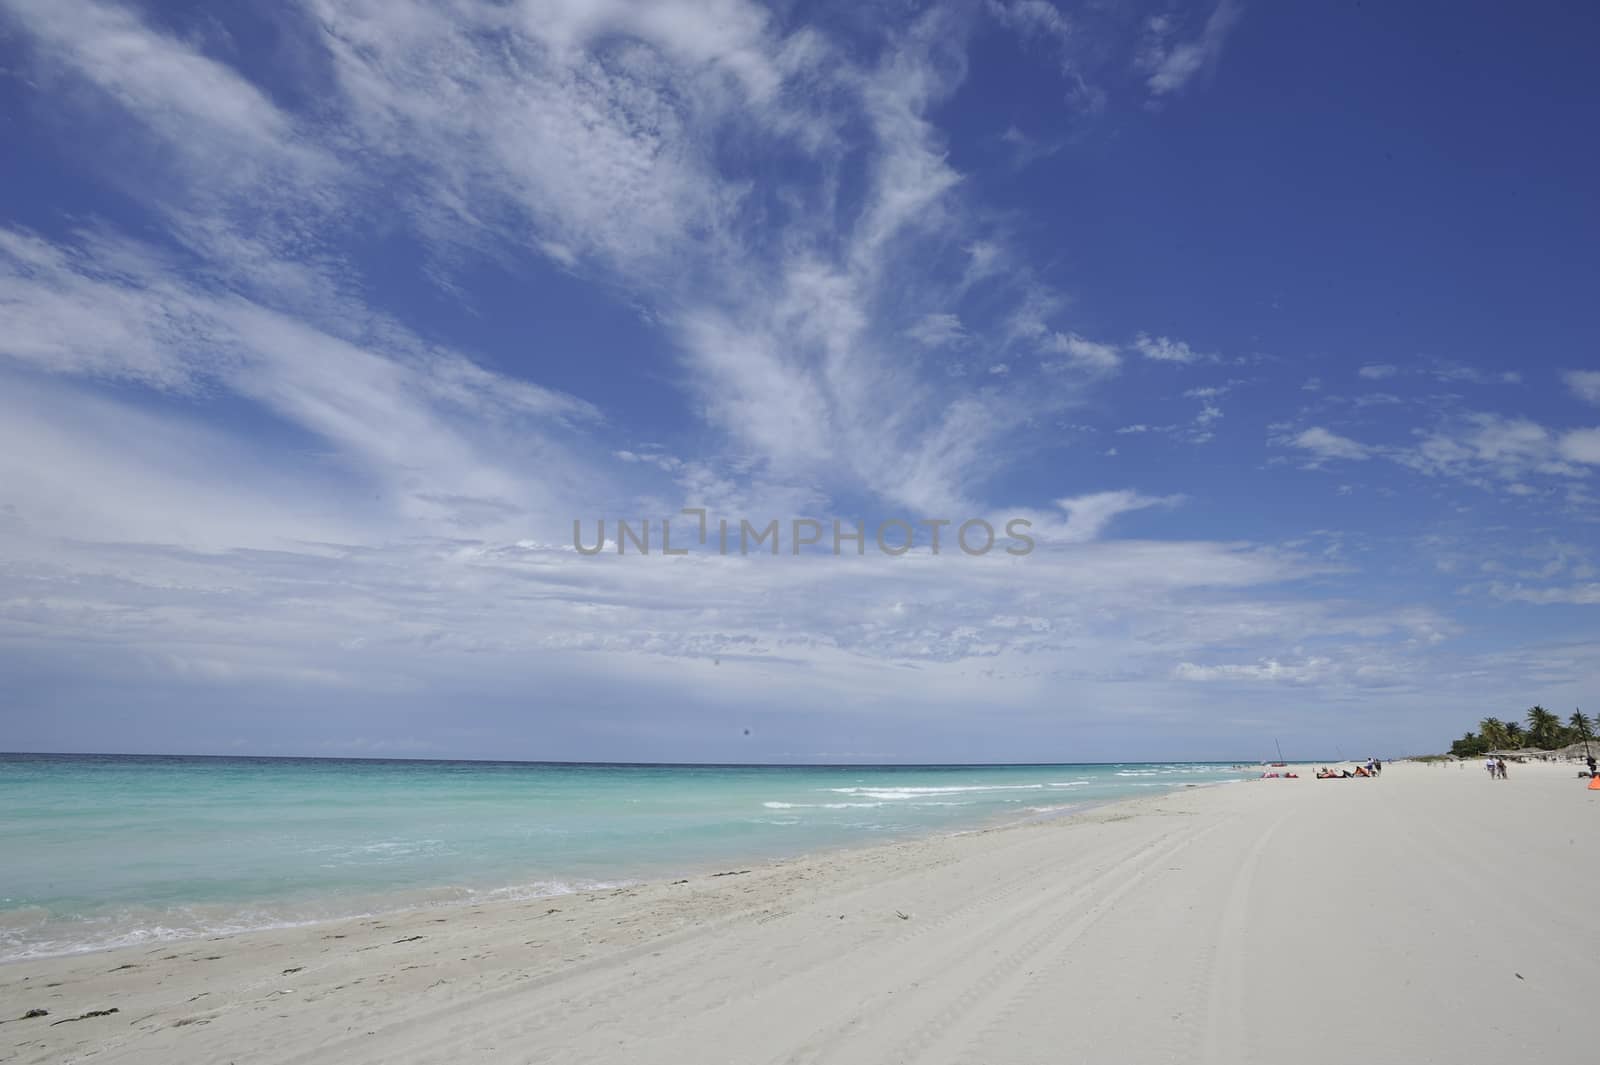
left=0, top=753, right=1250, bottom=962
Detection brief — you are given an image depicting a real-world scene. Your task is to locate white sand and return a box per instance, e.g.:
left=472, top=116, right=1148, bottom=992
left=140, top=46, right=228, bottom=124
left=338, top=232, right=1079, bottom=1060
left=5, top=759, right=1598, bottom=1064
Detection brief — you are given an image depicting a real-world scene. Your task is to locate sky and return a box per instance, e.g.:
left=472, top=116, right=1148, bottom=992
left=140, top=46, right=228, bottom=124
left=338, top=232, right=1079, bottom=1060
left=1, top=0, right=1597, bottom=763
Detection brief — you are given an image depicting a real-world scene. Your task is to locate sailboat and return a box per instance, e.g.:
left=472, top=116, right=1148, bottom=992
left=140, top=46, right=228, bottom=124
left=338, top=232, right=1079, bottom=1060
left=1260, top=738, right=1298, bottom=778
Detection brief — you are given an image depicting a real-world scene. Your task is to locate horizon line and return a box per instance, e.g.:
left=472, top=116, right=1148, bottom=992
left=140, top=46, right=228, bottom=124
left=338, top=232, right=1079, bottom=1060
left=0, top=751, right=1296, bottom=769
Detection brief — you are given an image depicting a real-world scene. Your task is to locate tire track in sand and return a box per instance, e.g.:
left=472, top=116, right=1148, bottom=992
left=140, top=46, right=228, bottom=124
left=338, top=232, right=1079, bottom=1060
left=275, top=819, right=1172, bottom=1065
left=1200, top=807, right=1295, bottom=1065
left=774, top=816, right=1228, bottom=1065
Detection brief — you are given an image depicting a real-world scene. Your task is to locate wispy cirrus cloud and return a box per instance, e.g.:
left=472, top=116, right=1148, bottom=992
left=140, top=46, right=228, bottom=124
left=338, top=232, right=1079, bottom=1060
left=1280, top=413, right=1600, bottom=495
left=0, top=226, right=599, bottom=537
left=906, top=313, right=969, bottom=348
left=1489, top=583, right=1600, bottom=606
left=1043, top=332, right=1121, bottom=372
left=1136, top=0, right=1243, bottom=100
left=1133, top=332, right=1208, bottom=363
left=986, top=0, right=1072, bottom=47
left=9, top=0, right=1588, bottom=763
left=1056, top=490, right=1183, bottom=542
left=1, top=0, right=1049, bottom=521
left=0, top=0, right=1230, bottom=586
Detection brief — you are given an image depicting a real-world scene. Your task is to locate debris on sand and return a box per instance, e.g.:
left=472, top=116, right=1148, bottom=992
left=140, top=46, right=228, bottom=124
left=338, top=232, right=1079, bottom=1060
left=49, top=1008, right=120, bottom=1026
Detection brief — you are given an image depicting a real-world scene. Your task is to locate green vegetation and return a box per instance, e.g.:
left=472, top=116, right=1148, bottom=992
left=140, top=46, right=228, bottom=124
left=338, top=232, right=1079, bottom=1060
left=1449, top=707, right=1592, bottom=758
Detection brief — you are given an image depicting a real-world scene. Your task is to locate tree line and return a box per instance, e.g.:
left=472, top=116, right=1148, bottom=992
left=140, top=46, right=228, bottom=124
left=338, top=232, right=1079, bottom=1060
left=1448, top=706, right=1593, bottom=758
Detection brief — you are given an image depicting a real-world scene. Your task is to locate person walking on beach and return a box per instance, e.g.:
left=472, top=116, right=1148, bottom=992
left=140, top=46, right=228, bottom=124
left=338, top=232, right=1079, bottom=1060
left=1486, top=757, right=1497, bottom=779
left=1497, top=757, right=1508, bottom=780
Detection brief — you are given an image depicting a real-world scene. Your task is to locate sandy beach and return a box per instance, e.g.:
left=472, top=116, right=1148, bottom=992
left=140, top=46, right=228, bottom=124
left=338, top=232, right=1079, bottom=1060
left=4, top=759, right=1597, bottom=1064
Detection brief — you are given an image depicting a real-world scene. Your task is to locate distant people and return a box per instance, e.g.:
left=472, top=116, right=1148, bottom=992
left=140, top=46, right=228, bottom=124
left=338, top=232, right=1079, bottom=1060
left=1497, top=757, right=1508, bottom=780
left=1485, top=757, right=1497, bottom=779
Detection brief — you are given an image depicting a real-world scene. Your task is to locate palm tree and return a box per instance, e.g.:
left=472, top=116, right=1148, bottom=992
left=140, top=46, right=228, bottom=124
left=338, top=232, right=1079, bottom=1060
left=1504, top=720, right=1525, bottom=745
left=1478, top=717, right=1511, bottom=749
left=1570, top=710, right=1593, bottom=755
left=1526, top=705, right=1562, bottom=749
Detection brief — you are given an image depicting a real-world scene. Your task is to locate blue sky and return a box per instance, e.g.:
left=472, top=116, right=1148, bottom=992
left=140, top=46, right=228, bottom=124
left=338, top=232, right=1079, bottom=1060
left=1, top=0, right=1597, bottom=763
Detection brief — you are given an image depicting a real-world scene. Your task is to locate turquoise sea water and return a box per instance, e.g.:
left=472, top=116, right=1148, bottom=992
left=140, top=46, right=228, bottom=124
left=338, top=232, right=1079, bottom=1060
left=0, top=754, right=1251, bottom=961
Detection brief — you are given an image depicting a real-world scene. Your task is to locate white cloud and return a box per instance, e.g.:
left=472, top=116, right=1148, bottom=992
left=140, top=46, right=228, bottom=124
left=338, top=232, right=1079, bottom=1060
left=906, top=312, right=967, bottom=348
left=1055, top=490, right=1181, bottom=542
left=986, top=0, right=1071, bottom=46
left=0, top=228, right=599, bottom=534
left=1429, top=362, right=1522, bottom=386
left=1358, top=364, right=1398, bottom=380
left=1290, top=427, right=1372, bottom=462
left=1176, top=658, right=1333, bottom=684
left=309, top=0, right=768, bottom=277
left=1044, top=332, right=1121, bottom=372
left=5, top=0, right=322, bottom=170
left=1133, top=333, right=1205, bottom=363
left=1176, top=647, right=1433, bottom=690
left=1137, top=0, right=1243, bottom=100
left=1402, top=414, right=1578, bottom=482
left=1566, top=371, right=1600, bottom=407
left=999, top=124, right=1064, bottom=169
left=0, top=512, right=1359, bottom=728
left=2, top=0, right=1105, bottom=530
left=985, top=0, right=1086, bottom=98
left=1489, top=583, right=1600, bottom=605
left=963, top=240, right=1004, bottom=284
left=1002, top=285, right=1062, bottom=344
left=1558, top=428, right=1600, bottom=465
left=0, top=372, right=371, bottom=549
left=1280, top=412, right=1599, bottom=494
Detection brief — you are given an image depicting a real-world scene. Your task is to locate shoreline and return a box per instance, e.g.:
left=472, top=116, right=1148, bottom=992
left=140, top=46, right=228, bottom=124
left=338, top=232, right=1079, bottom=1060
left=1, top=763, right=1252, bottom=966
left=1, top=775, right=1242, bottom=967
left=0, top=777, right=1204, bottom=965
left=0, top=751, right=1291, bottom=769
left=10, top=761, right=1593, bottom=1063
